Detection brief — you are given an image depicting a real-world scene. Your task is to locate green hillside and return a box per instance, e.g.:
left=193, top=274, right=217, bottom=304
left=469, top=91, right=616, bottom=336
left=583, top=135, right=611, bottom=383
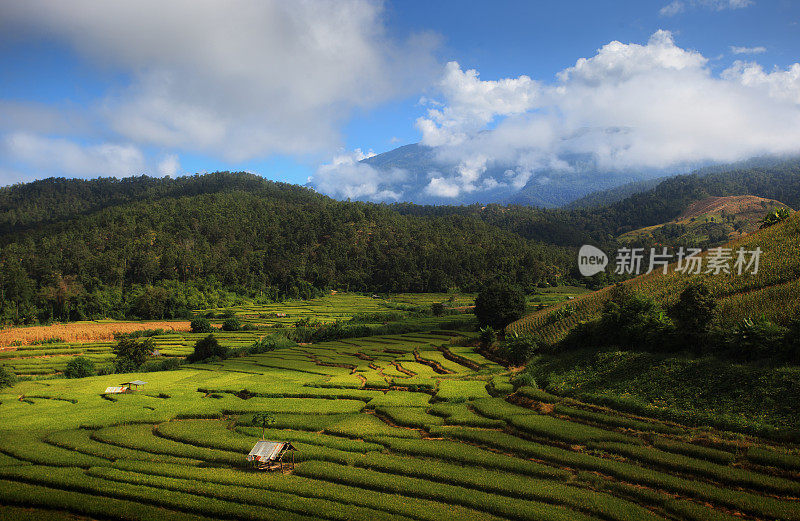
left=509, top=209, right=800, bottom=343
left=0, top=173, right=571, bottom=326
left=618, top=195, right=792, bottom=248
left=508, top=211, right=800, bottom=436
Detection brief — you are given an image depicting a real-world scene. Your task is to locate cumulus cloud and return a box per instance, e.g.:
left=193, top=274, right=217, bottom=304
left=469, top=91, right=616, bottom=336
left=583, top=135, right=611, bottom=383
left=395, top=30, right=800, bottom=199
left=0, top=0, right=439, bottom=162
left=416, top=62, right=539, bottom=147
left=722, top=61, right=800, bottom=104
left=313, top=149, right=407, bottom=201
left=157, top=154, right=181, bottom=177
left=731, top=45, right=767, bottom=55
left=3, top=133, right=145, bottom=178
left=659, top=0, right=753, bottom=17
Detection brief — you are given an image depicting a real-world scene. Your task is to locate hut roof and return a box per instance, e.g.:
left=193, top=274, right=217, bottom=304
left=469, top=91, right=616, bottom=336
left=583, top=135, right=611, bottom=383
left=121, top=380, right=148, bottom=386
left=246, top=441, right=296, bottom=462
left=104, top=386, right=126, bottom=394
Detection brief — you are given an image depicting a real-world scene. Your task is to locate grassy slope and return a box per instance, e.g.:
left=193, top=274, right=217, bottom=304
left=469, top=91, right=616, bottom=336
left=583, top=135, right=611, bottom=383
left=617, top=195, right=791, bottom=246
left=510, top=213, right=800, bottom=436
left=509, top=210, right=800, bottom=343
left=524, top=349, right=800, bottom=435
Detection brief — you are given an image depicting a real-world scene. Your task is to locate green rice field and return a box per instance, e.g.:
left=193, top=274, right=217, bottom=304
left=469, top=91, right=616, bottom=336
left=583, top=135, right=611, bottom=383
left=1, top=295, right=799, bottom=520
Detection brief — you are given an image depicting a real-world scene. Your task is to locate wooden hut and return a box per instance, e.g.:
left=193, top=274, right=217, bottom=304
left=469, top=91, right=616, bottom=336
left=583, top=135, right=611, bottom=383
left=120, top=380, right=147, bottom=391
left=246, top=441, right=297, bottom=471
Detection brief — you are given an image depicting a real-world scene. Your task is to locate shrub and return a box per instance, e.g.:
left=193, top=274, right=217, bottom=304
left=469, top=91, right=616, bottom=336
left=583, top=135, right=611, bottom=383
left=478, top=326, right=496, bottom=347
left=248, top=336, right=277, bottom=354
left=431, top=302, right=444, bottom=316
left=113, top=337, right=154, bottom=370
left=221, top=317, right=241, bottom=332
left=474, top=280, right=526, bottom=330
left=0, top=365, right=16, bottom=389
left=511, top=372, right=537, bottom=389
left=64, top=356, right=95, bottom=378
left=186, top=334, right=228, bottom=363
left=760, top=206, right=791, bottom=228
left=563, top=285, right=675, bottom=352
left=670, top=282, right=716, bottom=345
left=190, top=317, right=213, bottom=333
left=726, top=318, right=788, bottom=360
left=500, top=332, right=543, bottom=365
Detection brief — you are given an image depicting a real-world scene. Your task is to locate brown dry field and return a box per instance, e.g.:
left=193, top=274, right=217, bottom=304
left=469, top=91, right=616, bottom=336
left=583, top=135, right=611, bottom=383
left=0, top=321, right=191, bottom=349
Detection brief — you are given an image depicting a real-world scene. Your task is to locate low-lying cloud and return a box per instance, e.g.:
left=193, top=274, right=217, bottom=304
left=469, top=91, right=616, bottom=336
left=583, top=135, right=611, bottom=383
left=316, top=30, right=800, bottom=201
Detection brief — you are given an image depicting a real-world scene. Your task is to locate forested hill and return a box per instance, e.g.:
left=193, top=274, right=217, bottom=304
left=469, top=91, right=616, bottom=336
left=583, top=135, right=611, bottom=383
left=0, top=173, right=571, bottom=325
left=2, top=156, right=799, bottom=325
left=0, top=173, right=318, bottom=236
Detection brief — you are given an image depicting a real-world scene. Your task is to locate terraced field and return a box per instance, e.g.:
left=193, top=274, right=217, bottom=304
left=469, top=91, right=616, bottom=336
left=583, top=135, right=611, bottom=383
left=198, top=293, right=477, bottom=327
left=0, top=293, right=478, bottom=376
left=1, top=328, right=799, bottom=520
left=0, top=331, right=266, bottom=376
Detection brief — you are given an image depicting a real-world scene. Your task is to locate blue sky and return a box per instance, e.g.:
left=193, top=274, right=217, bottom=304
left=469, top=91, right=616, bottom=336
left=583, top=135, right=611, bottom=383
left=0, top=0, right=798, bottom=196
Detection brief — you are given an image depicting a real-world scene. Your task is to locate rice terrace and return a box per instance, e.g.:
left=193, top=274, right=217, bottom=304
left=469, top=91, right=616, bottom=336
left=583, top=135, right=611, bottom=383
left=0, top=292, right=798, bottom=521
left=2, top=1, right=800, bottom=520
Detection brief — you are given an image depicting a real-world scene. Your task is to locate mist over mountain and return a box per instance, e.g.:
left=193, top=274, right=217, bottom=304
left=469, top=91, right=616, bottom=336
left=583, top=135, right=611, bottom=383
left=354, top=142, right=670, bottom=207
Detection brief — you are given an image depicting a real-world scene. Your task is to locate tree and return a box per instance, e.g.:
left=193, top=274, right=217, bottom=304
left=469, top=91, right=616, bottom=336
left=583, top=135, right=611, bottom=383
left=187, top=334, right=228, bottom=362
left=597, top=286, right=675, bottom=350
left=64, top=356, right=96, bottom=378
left=501, top=332, right=543, bottom=365
left=474, top=280, right=526, bottom=330
left=39, top=273, right=84, bottom=321
left=670, top=282, right=717, bottom=343
left=479, top=326, right=497, bottom=347
left=222, top=317, right=241, bottom=331
left=431, top=302, right=444, bottom=316
left=134, top=286, right=168, bottom=319
left=113, top=337, right=154, bottom=370
left=190, top=317, right=214, bottom=333
left=0, top=366, right=16, bottom=390
left=251, top=412, right=276, bottom=439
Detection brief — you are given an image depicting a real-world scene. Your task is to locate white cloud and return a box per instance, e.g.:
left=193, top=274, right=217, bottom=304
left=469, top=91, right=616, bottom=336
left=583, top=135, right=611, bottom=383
left=422, top=154, right=490, bottom=197
left=416, top=62, right=539, bottom=146
left=731, top=45, right=767, bottom=55
left=722, top=61, right=800, bottom=104
left=157, top=154, right=181, bottom=177
left=660, top=0, right=753, bottom=16
left=424, top=177, right=462, bottom=198
left=0, top=0, right=439, bottom=161
left=312, top=149, right=406, bottom=201
left=659, top=1, right=686, bottom=16
left=397, top=30, right=800, bottom=198
left=0, top=101, right=93, bottom=136
left=3, top=133, right=145, bottom=178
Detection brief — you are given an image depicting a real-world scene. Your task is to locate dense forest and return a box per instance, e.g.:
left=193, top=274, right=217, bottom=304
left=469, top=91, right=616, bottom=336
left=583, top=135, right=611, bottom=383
left=0, top=173, right=571, bottom=324
left=1, top=155, right=798, bottom=325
